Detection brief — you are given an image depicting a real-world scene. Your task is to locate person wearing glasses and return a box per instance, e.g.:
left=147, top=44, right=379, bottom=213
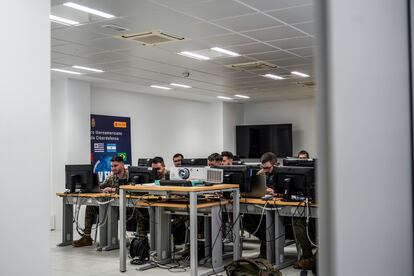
left=242, top=152, right=278, bottom=258
left=173, top=153, right=184, bottom=167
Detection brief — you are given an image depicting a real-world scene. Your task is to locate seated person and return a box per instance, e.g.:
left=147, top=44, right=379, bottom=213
left=173, top=153, right=184, bottom=167
left=293, top=150, right=317, bottom=270
left=221, top=151, right=234, bottom=165
left=207, top=152, right=223, bottom=166
left=73, top=156, right=128, bottom=247
left=242, top=152, right=278, bottom=258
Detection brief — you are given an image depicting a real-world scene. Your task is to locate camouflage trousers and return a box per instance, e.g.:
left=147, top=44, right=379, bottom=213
left=293, top=217, right=316, bottom=258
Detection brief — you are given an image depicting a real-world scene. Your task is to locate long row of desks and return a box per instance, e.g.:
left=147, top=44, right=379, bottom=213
left=57, top=184, right=317, bottom=276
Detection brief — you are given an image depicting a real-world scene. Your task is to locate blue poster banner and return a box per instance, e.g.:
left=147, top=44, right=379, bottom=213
left=90, top=114, right=131, bottom=183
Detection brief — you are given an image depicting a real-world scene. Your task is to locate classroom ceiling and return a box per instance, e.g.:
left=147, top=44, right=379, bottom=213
left=51, top=0, right=315, bottom=102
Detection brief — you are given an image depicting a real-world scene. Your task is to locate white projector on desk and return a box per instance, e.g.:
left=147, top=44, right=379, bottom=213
left=170, top=166, right=223, bottom=184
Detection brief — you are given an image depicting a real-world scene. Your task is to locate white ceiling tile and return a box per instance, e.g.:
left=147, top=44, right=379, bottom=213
left=198, top=33, right=256, bottom=47
left=174, top=23, right=229, bottom=39
left=227, top=43, right=277, bottom=55
left=177, top=0, right=253, bottom=20
left=156, top=40, right=210, bottom=53
left=271, top=57, right=311, bottom=67
left=53, top=43, right=104, bottom=57
left=289, top=47, right=314, bottom=57
left=52, top=27, right=108, bottom=43
left=211, top=56, right=256, bottom=65
left=79, top=37, right=138, bottom=52
left=268, top=36, right=314, bottom=49
left=51, top=38, right=70, bottom=47
left=213, top=13, right=281, bottom=32
left=242, top=25, right=305, bottom=41
left=53, top=51, right=129, bottom=66
left=51, top=51, right=70, bottom=60
left=151, top=0, right=217, bottom=8
left=76, top=18, right=136, bottom=36
left=291, top=21, right=315, bottom=36
left=236, top=0, right=313, bottom=12
left=247, top=51, right=297, bottom=61
left=267, top=5, right=314, bottom=24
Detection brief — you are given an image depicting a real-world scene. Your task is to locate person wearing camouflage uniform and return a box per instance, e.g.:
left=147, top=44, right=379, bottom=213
left=73, top=156, right=128, bottom=247
left=136, top=156, right=170, bottom=239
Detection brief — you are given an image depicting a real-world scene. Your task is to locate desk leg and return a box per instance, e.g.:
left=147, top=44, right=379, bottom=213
left=103, top=205, right=119, bottom=251
left=156, top=207, right=171, bottom=261
left=149, top=207, right=156, bottom=251
left=189, top=192, right=198, bottom=276
left=119, top=189, right=127, bottom=272
left=266, top=210, right=275, bottom=264
left=57, top=198, right=73, bottom=246
left=233, top=189, right=241, bottom=260
left=204, top=216, right=212, bottom=257
left=211, top=205, right=223, bottom=270
left=275, top=212, right=285, bottom=267
left=97, top=205, right=108, bottom=251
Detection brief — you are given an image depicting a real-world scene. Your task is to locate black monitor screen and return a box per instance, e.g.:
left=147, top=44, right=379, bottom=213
left=213, top=165, right=250, bottom=193
left=181, top=158, right=208, bottom=166
left=128, top=166, right=156, bottom=184
left=65, top=164, right=99, bottom=193
left=275, top=166, right=315, bottom=200
left=283, top=159, right=316, bottom=168
left=137, top=158, right=153, bottom=167
left=236, top=124, right=292, bottom=158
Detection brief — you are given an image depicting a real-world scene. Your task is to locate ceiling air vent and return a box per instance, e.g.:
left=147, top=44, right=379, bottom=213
left=226, top=61, right=277, bottom=71
left=119, top=30, right=185, bottom=45
left=102, top=24, right=129, bottom=32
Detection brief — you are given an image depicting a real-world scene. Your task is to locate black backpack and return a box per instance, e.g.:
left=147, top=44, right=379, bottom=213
left=225, top=258, right=282, bottom=276
left=129, top=237, right=150, bottom=265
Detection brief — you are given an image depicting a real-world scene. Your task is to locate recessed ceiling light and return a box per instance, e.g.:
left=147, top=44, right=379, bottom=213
left=63, top=2, right=114, bottom=18
left=150, top=85, right=171, bottom=90
left=211, top=47, right=240, bottom=57
left=217, top=96, right=233, bottom=100
left=51, top=68, right=82, bottom=75
left=178, top=51, right=210, bottom=60
left=49, top=15, right=79, bottom=25
left=170, top=83, right=191, bottom=88
left=291, top=71, right=310, bottom=77
left=263, top=73, right=284, bottom=80
left=72, top=65, right=104, bottom=73
left=234, top=94, right=250, bottom=99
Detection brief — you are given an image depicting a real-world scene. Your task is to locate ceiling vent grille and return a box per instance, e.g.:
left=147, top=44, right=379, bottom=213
left=226, top=61, right=277, bottom=71
left=102, top=24, right=129, bottom=32
left=296, top=81, right=315, bottom=88
left=119, top=30, right=185, bottom=45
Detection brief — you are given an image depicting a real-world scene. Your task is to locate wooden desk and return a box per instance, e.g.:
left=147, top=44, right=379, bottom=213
left=134, top=199, right=229, bottom=209
left=119, top=184, right=240, bottom=276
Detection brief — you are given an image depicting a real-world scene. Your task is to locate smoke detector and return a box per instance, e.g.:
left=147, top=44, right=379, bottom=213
left=119, top=30, right=185, bottom=45
left=226, top=61, right=278, bottom=71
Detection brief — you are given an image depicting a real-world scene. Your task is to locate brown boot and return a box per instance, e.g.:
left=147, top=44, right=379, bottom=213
left=72, top=235, right=93, bottom=247
left=293, top=257, right=315, bottom=270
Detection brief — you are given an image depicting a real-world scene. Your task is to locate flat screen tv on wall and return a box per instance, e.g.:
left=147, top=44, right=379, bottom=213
left=236, top=124, right=293, bottom=158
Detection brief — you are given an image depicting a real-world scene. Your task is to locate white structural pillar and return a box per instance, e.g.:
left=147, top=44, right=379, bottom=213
left=0, top=1, right=50, bottom=275
left=51, top=79, right=91, bottom=230
left=315, top=1, right=413, bottom=276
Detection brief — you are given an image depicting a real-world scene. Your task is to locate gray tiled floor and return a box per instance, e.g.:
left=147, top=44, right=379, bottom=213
left=50, top=230, right=314, bottom=276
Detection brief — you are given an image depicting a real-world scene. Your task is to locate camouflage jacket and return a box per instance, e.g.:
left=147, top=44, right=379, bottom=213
left=100, top=172, right=129, bottom=189
left=156, top=169, right=170, bottom=181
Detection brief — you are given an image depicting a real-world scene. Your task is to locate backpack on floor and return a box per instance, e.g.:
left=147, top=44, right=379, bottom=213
left=129, top=237, right=150, bottom=265
left=225, top=258, right=282, bottom=276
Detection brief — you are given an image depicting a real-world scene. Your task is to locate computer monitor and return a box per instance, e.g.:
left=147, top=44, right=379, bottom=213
left=282, top=158, right=316, bottom=168
left=137, top=158, right=153, bottom=167
left=181, top=158, right=208, bottom=166
left=275, top=166, right=315, bottom=201
left=213, top=165, right=251, bottom=193
left=65, top=164, right=99, bottom=193
left=128, top=166, right=157, bottom=184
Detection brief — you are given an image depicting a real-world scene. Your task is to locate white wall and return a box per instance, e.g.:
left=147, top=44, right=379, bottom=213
left=0, top=2, right=50, bottom=275
left=242, top=98, right=316, bottom=157
left=223, top=102, right=244, bottom=153
left=91, top=87, right=224, bottom=168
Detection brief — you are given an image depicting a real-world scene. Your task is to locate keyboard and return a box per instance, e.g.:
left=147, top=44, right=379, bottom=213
left=158, top=180, right=193, bottom=187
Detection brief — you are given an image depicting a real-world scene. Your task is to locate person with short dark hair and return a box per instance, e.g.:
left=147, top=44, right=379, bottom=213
left=73, top=156, right=127, bottom=247
left=243, top=152, right=278, bottom=258
left=207, top=153, right=223, bottom=166
left=298, top=150, right=309, bottom=159
left=221, top=151, right=234, bottom=165
left=151, top=156, right=169, bottom=180
left=173, top=153, right=184, bottom=167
